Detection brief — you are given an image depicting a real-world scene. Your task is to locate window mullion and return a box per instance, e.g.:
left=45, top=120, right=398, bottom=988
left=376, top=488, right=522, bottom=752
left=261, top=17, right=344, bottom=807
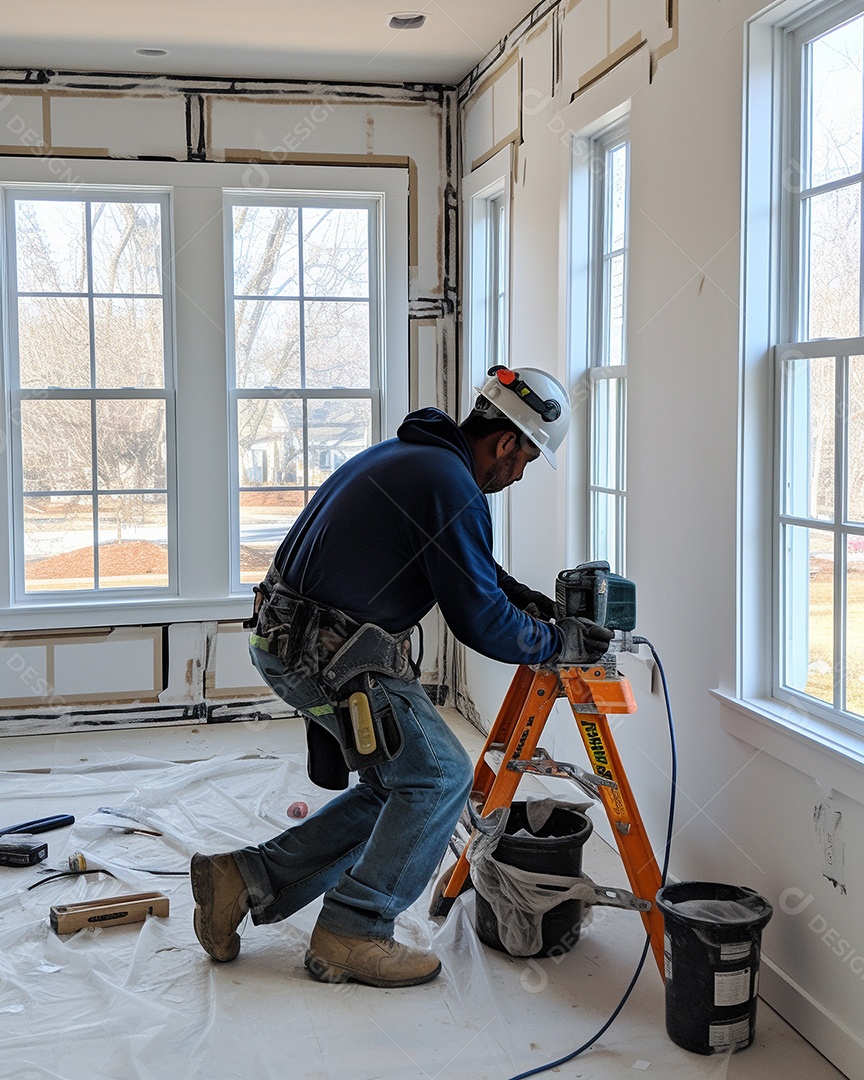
left=791, top=35, right=807, bottom=342
left=860, top=178, right=864, bottom=337
left=298, top=206, right=307, bottom=391
left=91, top=397, right=99, bottom=591
left=836, top=355, right=849, bottom=711
left=302, top=398, right=309, bottom=506
left=617, top=375, right=628, bottom=495
left=85, top=202, right=100, bottom=591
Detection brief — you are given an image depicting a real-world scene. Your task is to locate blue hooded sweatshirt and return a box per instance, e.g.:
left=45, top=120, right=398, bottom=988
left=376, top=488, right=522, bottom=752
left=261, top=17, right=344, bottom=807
left=274, top=407, right=561, bottom=666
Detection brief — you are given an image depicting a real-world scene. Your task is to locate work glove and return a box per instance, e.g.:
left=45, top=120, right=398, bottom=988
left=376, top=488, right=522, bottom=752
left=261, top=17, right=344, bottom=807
left=506, top=584, right=561, bottom=621
left=553, top=617, right=615, bottom=665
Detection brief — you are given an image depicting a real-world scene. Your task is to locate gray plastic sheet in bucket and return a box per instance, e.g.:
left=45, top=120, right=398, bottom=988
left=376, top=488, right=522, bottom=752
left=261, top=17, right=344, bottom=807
left=472, top=801, right=593, bottom=958
left=655, top=881, right=773, bottom=1055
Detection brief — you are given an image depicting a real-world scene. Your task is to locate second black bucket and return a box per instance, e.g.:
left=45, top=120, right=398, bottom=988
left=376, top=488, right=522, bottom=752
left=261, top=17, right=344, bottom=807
left=655, top=881, right=773, bottom=1055
left=473, top=801, right=593, bottom=959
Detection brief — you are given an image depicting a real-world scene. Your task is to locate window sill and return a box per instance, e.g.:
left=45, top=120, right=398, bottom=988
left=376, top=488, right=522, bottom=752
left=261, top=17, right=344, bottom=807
left=712, top=688, right=864, bottom=806
left=0, top=595, right=252, bottom=632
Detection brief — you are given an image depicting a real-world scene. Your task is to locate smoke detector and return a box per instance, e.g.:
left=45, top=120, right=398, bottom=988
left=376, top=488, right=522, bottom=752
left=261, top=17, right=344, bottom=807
left=388, top=12, right=427, bottom=30
left=134, top=47, right=170, bottom=57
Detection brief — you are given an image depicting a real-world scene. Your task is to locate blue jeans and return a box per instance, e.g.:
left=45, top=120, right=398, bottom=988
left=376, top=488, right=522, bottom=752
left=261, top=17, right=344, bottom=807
left=233, top=643, right=473, bottom=939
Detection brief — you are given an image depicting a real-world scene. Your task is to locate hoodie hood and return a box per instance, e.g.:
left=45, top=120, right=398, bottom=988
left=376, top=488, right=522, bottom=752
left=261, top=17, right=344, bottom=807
left=397, top=407, right=477, bottom=481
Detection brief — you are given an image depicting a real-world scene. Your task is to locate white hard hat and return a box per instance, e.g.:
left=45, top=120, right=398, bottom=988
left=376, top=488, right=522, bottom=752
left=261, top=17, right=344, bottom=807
left=472, top=366, right=571, bottom=468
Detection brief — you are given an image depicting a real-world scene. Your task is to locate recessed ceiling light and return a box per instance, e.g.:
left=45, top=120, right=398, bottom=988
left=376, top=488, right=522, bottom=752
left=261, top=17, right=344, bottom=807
left=134, top=47, right=170, bottom=57
left=388, top=12, right=427, bottom=30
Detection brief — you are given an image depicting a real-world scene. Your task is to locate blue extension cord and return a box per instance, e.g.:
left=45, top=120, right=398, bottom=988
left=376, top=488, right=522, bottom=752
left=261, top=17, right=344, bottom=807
left=505, top=637, right=678, bottom=1080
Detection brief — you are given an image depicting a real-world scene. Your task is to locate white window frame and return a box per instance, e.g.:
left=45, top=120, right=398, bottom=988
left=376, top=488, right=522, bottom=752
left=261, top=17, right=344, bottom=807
left=4, top=185, right=178, bottom=603
left=775, top=0, right=864, bottom=733
left=0, top=158, right=408, bottom=631
left=726, top=0, right=864, bottom=780
left=586, top=122, right=630, bottom=575
left=556, top=48, right=648, bottom=570
left=462, top=145, right=513, bottom=569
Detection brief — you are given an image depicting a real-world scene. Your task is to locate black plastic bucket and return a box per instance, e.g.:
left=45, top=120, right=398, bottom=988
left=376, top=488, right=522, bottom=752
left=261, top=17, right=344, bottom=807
left=655, top=881, right=773, bottom=1055
left=473, top=802, right=593, bottom=958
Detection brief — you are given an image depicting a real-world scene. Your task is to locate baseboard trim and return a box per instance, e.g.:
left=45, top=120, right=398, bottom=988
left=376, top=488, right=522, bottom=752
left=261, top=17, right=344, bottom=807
left=760, top=952, right=864, bottom=1078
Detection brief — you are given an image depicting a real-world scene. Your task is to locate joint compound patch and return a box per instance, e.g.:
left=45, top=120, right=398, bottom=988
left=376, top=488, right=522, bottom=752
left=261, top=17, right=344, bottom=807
left=814, top=800, right=846, bottom=892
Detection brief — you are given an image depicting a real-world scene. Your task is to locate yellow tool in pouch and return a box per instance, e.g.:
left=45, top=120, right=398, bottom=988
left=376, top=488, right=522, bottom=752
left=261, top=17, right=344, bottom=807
left=330, top=674, right=403, bottom=772
left=348, top=691, right=378, bottom=755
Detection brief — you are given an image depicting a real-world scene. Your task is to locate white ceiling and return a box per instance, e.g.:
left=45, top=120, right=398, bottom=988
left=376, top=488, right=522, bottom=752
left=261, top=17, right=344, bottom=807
left=0, top=1, right=537, bottom=86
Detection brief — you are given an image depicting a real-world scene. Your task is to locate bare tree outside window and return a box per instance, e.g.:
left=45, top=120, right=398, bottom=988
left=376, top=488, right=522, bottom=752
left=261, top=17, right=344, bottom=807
left=229, top=201, right=376, bottom=584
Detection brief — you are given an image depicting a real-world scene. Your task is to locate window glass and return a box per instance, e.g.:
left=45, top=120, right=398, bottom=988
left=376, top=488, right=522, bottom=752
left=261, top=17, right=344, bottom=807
left=803, top=185, right=860, bottom=340
left=808, top=16, right=863, bottom=189
left=586, top=128, right=629, bottom=574
left=782, top=355, right=835, bottom=522
left=229, top=200, right=376, bottom=584
left=783, top=524, right=834, bottom=704
left=9, top=195, right=172, bottom=596
left=775, top=9, right=864, bottom=724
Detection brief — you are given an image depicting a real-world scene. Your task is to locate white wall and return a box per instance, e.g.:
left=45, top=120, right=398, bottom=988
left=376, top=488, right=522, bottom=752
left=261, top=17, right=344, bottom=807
left=458, top=1, right=864, bottom=1076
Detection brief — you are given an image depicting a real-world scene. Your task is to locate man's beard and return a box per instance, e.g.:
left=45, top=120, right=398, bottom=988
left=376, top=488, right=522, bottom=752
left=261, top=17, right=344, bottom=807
left=480, top=449, right=520, bottom=493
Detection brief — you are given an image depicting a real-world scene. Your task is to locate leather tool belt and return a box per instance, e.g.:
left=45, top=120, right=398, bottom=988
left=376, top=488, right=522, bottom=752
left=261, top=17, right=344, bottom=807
left=246, top=564, right=416, bottom=782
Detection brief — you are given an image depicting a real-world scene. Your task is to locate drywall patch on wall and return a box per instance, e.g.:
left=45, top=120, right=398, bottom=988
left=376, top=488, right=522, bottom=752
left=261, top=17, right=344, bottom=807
left=54, top=629, right=160, bottom=697
left=561, top=0, right=609, bottom=91
left=205, top=622, right=270, bottom=699
left=186, top=93, right=206, bottom=160
left=814, top=797, right=846, bottom=893
left=520, top=19, right=556, bottom=132
left=0, top=643, right=49, bottom=701
left=0, top=626, right=161, bottom=707
left=462, top=52, right=526, bottom=173
left=49, top=92, right=188, bottom=158
left=463, top=88, right=494, bottom=174
left=493, top=57, right=522, bottom=150
left=210, top=96, right=385, bottom=159
left=410, top=319, right=443, bottom=411
left=610, top=0, right=669, bottom=56
left=160, top=623, right=209, bottom=705
left=0, top=90, right=45, bottom=151
left=572, top=33, right=646, bottom=100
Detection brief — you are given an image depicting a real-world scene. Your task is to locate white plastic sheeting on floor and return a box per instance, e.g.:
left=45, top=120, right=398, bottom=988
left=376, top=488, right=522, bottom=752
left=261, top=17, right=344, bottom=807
left=0, top=748, right=845, bottom=1080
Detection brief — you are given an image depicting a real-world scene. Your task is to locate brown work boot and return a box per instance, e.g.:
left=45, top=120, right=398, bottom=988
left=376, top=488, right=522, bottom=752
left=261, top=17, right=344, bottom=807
left=190, top=852, right=249, bottom=962
left=305, top=923, right=442, bottom=988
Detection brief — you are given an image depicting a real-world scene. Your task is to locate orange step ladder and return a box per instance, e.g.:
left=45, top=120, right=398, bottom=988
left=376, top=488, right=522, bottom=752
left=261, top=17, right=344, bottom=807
left=432, top=660, right=666, bottom=977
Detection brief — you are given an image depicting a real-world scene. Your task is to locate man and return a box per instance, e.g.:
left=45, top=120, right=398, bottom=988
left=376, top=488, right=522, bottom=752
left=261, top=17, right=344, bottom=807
left=191, top=366, right=613, bottom=988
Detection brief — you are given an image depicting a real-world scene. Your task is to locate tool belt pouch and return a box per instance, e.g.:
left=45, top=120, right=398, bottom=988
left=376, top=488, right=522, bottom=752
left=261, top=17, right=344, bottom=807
left=320, top=623, right=412, bottom=693
left=328, top=672, right=403, bottom=772
left=247, top=579, right=326, bottom=677
left=321, top=625, right=412, bottom=770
